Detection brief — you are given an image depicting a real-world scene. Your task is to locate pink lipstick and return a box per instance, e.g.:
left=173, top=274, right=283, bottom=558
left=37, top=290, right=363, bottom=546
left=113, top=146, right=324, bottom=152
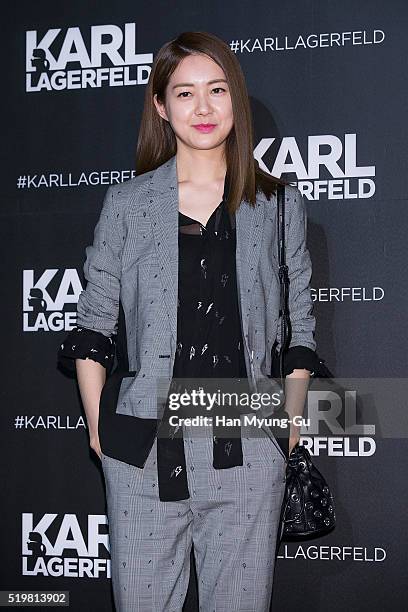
left=192, top=124, right=217, bottom=133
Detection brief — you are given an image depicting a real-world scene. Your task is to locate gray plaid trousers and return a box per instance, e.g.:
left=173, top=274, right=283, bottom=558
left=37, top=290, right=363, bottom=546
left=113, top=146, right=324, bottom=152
left=101, top=421, right=287, bottom=612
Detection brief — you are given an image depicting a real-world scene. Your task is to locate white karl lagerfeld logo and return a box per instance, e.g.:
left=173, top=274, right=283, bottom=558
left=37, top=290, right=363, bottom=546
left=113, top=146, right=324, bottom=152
left=25, top=23, right=153, bottom=92
left=21, top=513, right=110, bottom=577
left=23, top=268, right=84, bottom=333
left=254, top=133, right=376, bottom=200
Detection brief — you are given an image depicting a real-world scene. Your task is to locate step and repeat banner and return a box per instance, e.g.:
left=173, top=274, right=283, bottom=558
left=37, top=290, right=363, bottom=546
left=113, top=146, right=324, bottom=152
left=2, top=1, right=407, bottom=610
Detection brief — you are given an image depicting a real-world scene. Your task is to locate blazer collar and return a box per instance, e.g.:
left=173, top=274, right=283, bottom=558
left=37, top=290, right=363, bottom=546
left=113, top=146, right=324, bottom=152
left=145, top=154, right=265, bottom=349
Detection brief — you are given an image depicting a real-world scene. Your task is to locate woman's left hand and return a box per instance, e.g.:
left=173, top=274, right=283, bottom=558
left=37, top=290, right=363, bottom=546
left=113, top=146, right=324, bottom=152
left=288, top=434, right=300, bottom=457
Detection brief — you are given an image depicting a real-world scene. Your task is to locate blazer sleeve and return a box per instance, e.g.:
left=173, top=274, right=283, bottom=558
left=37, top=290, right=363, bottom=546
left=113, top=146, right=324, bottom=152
left=57, top=185, right=122, bottom=374
left=274, top=187, right=318, bottom=375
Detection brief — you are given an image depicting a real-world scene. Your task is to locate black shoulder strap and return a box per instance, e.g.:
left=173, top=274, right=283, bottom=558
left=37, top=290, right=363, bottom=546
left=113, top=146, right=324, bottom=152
left=276, top=185, right=335, bottom=384
left=277, top=183, right=292, bottom=389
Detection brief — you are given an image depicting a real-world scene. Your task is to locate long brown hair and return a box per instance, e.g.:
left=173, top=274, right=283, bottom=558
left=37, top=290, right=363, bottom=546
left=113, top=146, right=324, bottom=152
left=135, top=31, right=288, bottom=213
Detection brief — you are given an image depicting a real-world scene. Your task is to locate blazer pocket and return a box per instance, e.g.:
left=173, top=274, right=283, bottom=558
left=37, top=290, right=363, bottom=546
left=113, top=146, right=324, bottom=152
left=115, top=374, right=165, bottom=419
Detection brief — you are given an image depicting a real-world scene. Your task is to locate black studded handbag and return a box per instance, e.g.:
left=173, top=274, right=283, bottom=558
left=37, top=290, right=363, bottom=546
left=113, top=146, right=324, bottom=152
left=273, top=183, right=336, bottom=541
left=278, top=442, right=336, bottom=540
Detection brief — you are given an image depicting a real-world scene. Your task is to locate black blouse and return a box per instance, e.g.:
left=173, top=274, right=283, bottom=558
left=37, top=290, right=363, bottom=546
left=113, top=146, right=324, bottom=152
left=156, top=181, right=248, bottom=501
left=58, top=327, right=115, bottom=374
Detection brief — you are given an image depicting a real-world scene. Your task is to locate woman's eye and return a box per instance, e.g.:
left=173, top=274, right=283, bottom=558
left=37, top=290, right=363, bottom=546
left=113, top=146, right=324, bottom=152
left=177, top=87, right=227, bottom=98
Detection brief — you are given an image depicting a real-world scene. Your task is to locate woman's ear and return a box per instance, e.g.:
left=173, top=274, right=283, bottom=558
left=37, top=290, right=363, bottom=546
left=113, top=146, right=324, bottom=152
left=153, top=93, right=169, bottom=122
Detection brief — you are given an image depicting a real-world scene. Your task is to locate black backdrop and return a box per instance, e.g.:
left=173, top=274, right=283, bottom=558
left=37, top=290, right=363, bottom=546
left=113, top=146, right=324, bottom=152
left=2, top=1, right=408, bottom=610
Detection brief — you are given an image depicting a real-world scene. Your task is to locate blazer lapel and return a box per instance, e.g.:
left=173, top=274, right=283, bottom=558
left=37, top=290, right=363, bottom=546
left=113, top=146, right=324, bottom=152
left=146, top=154, right=265, bottom=348
left=146, top=156, right=179, bottom=344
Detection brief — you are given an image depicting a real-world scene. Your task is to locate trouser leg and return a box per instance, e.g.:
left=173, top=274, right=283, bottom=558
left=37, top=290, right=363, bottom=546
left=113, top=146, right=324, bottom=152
left=101, top=438, right=194, bottom=612
left=183, top=422, right=286, bottom=612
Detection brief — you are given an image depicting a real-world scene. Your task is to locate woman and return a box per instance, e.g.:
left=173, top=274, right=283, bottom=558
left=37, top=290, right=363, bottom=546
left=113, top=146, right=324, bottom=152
left=58, top=31, right=318, bottom=612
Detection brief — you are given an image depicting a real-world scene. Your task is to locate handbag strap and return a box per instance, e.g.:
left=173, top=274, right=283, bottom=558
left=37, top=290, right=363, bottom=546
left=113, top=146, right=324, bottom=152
left=277, top=186, right=335, bottom=382
left=277, top=183, right=292, bottom=391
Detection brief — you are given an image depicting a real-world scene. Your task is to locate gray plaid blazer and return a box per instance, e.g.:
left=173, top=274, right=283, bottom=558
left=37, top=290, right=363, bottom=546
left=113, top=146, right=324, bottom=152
left=76, top=154, right=316, bottom=419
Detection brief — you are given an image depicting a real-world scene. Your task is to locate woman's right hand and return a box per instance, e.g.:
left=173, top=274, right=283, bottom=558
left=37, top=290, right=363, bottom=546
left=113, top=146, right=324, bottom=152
left=90, top=435, right=102, bottom=460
